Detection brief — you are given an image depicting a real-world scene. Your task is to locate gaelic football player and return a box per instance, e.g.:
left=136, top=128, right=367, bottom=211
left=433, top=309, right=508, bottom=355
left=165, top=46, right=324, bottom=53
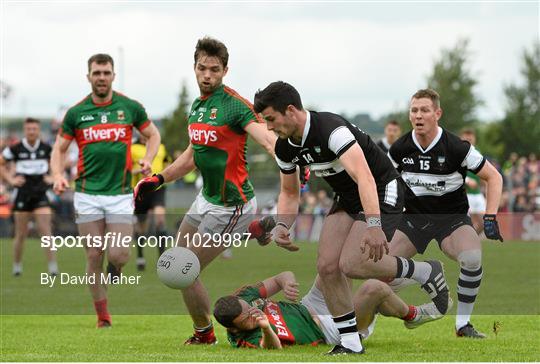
left=51, top=54, right=160, bottom=328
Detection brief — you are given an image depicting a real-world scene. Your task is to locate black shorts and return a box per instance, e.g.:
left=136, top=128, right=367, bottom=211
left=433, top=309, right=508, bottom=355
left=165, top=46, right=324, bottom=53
left=12, top=189, right=51, bottom=212
left=398, top=213, right=473, bottom=254
left=328, top=178, right=405, bottom=241
left=135, top=187, right=166, bottom=219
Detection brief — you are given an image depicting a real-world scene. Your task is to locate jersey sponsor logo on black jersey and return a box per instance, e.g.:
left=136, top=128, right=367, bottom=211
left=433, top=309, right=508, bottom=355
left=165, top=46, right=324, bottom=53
left=402, top=157, right=414, bottom=164
left=406, top=177, right=446, bottom=192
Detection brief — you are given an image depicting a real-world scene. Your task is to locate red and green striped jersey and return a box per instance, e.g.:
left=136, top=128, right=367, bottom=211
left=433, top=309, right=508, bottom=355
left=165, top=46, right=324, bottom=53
left=188, top=85, right=263, bottom=206
left=60, top=92, right=150, bottom=195
left=227, top=284, right=325, bottom=348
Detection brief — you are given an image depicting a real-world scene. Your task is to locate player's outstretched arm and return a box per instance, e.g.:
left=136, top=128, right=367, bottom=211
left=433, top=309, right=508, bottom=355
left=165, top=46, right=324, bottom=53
left=50, top=135, right=72, bottom=195
left=262, top=271, right=299, bottom=301
left=138, top=122, right=161, bottom=176
left=159, top=144, right=196, bottom=183
left=476, top=161, right=504, bottom=241
left=339, top=143, right=388, bottom=261
left=244, top=122, right=277, bottom=157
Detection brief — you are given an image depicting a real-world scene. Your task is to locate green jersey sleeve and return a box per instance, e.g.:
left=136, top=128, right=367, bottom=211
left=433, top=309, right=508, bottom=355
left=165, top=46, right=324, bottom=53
left=132, top=101, right=150, bottom=129
left=226, top=97, right=262, bottom=132
left=60, top=108, right=77, bottom=139
left=234, top=283, right=267, bottom=304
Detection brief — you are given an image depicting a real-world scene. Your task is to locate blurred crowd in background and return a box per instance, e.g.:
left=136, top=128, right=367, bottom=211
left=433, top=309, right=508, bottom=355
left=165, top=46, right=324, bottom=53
left=0, top=125, right=538, bottom=238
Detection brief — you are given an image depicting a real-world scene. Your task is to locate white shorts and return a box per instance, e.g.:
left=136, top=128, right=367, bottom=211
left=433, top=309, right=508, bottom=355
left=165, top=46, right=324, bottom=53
left=74, top=192, right=133, bottom=224
left=300, top=283, right=376, bottom=344
left=467, top=193, right=486, bottom=214
left=184, top=191, right=257, bottom=236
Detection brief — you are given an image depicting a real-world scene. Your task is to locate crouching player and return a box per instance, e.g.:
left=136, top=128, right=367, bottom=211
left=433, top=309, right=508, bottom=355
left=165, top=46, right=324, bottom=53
left=213, top=271, right=450, bottom=350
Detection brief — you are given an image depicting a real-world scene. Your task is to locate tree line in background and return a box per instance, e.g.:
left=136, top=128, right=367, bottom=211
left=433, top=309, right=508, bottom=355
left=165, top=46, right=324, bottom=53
left=159, top=39, right=540, bottom=174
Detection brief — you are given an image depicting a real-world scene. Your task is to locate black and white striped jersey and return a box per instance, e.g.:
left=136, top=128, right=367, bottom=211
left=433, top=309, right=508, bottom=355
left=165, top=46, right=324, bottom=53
left=2, top=138, right=52, bottom=193
left=274, top=111, right=399, bottom=195
left=388, top=127, right=485, bottom=214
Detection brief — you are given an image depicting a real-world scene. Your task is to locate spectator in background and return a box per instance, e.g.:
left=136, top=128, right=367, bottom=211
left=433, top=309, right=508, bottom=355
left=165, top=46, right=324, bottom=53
left=376, top=120, right=401, bottom=154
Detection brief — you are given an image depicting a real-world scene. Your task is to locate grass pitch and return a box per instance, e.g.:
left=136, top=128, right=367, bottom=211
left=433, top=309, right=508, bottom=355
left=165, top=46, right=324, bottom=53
left=1, top=237, right=539, bottom=361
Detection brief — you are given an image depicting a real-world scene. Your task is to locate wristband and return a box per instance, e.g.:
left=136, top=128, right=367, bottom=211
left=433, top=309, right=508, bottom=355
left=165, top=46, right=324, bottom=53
left=153, top=173, right=165, bottom=185
left=366, top=216, right=382, bottom=228
left=276, top=222, right=289, bottom=230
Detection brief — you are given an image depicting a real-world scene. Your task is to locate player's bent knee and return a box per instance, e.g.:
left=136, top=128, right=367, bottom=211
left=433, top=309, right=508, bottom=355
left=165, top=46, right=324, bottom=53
left=339, top=256, right=370, bottom=279
left=86, top=248, right=103, bottom=262
left=358, top=279, right=389, bottom=298
left=317, top=257, right=340, bottom=278
left=457, top=249, right=482, bottom=270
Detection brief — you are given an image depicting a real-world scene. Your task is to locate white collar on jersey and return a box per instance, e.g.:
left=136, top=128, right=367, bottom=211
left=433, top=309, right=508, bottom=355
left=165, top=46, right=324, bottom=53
left=412, top=126, right=442, bottom=153
left=288, top=110, right=311, bottom=147
left=381, top=137, right=391, bottom=150
left=22, top=137, right=41, bottom=152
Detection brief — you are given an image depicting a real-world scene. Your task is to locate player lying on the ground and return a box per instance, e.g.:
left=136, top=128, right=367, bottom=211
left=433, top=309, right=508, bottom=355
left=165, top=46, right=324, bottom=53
left=213, top=271, right=451, bottom=349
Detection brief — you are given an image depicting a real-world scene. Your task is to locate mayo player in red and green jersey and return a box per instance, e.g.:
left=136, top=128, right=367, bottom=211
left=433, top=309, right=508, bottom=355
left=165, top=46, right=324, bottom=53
left=51, top=54, right=160, bottom=328
left=134, top=37, right=276, bottom=344
left=213, top=271, right=448, bottom=350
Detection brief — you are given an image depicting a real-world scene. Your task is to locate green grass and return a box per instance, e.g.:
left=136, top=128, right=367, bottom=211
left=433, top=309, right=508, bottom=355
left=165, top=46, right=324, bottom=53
left=1, top=238, right=539, bottom=361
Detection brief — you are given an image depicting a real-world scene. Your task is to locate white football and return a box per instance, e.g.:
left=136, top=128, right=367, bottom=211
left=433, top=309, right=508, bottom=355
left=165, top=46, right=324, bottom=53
left=157, top=247, right=200, bottom=289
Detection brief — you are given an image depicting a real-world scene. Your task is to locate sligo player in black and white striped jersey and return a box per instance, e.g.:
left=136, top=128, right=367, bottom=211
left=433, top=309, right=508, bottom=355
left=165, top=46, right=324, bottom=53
left=0, top=118, right=58, bottom=277
left=387, top=89, right=503, bottom=338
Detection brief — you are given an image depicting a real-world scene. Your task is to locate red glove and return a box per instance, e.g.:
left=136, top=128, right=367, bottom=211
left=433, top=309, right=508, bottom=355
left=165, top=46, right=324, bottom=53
left=134, top=174, right=164, bottom=203
left=248, top=216, right=276, bottom=246
left=300, top=166, right=311, bottom=188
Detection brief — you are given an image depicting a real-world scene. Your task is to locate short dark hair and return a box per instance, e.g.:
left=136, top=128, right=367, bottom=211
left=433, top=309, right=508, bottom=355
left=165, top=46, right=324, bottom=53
left=24, top=117, right=40, bottom=125
left=213, top=296, right=242, bottom=328
left=87, top=54, right=114, bottom=72
left=460, top=127, right=476, bottom=136
left=194, top=37, right=229, bottom=68
left=253, top=81, right=303, bottom=114
left=386, top=119, right=401, bottom=128
left=411, top=89, right=440, bottom=108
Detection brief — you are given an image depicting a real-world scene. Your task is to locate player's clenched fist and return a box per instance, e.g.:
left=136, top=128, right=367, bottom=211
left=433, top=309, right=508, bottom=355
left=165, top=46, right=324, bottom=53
left=483, top=214, right=503, bottom=242
left=134, top=173, right=164, bottom=203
